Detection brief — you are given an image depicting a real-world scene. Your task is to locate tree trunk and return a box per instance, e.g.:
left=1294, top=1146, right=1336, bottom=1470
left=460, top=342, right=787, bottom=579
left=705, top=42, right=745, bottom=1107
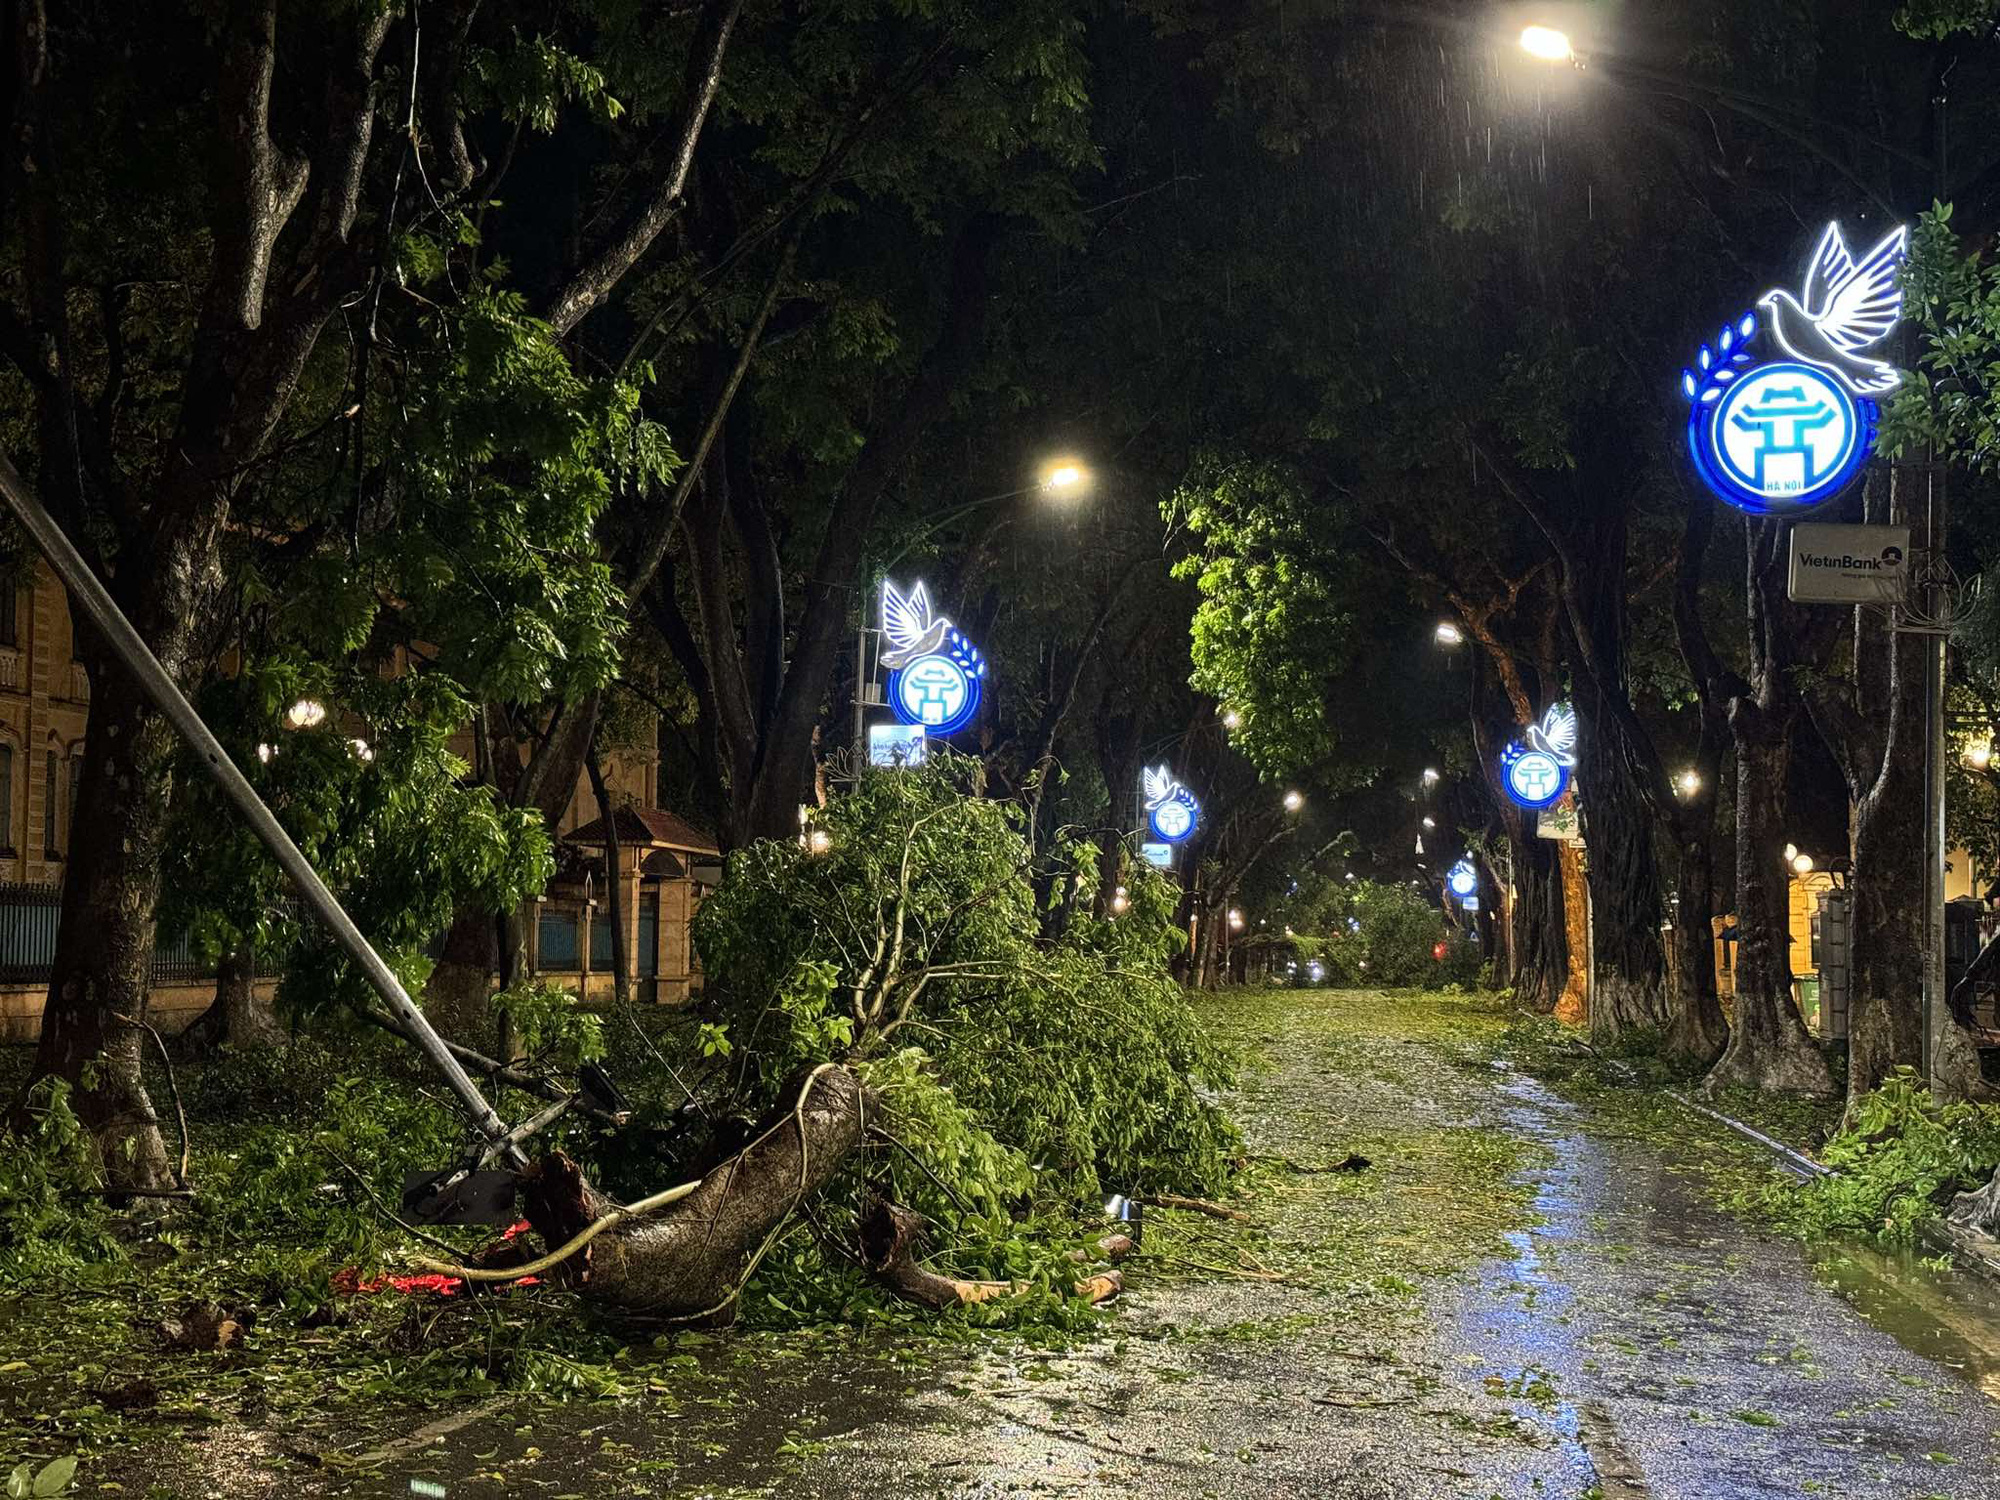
left=26, top=664, right=179, bottom=1191
left=519, top=1065, right=868, bottom=1318
left=1706, top=728, right=1834, bottom=1096
left=1664, top=831, right=1728, bottom=1066
left=1846, top=770, right=1926, bottom=1107
left=1509, top=825, right=1569, bottom=1013
left=182, top=946, right=283, bottom=1051
left=586, top=743, right=631, bottom=1010
left=1575, top=701, right=1669, bottom=1043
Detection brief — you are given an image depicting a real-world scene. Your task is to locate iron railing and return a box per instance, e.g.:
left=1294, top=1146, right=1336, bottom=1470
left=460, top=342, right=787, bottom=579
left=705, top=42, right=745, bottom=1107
left=0, top=882, right=304, bottom=985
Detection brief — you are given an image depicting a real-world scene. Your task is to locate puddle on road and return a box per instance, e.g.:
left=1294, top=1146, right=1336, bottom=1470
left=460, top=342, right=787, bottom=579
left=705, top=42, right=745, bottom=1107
left=1806, top=1238, right=2000, bottom=1401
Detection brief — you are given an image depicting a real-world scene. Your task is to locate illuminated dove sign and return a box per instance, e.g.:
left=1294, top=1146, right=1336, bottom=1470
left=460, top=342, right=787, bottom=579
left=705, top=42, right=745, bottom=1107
left=881, top=579, right=985, bottom=737
left=1682, top=220, right=1905, bottom=517
left=1143, top=765, right=1201, bottom=844
left=1500, top=703, right=1578, bottom=812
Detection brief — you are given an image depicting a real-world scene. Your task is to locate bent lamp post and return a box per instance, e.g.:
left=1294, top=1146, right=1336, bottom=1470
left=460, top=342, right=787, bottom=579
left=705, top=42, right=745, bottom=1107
left=1142, top=765, right=1201, bottom=844
left=0, top=449, right=527, bottom=1185
left=1500, top=703, right=1579, bottom=812
left=879, top=579, right=986, bottom=737
left=1683, top=221, right=1906, bottom=516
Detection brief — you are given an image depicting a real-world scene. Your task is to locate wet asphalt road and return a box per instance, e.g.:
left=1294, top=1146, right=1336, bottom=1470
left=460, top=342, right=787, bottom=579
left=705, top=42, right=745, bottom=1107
left=76, top=992, right=2000, bottom=1498
left=789, top=1021, right=2000, bottom=1500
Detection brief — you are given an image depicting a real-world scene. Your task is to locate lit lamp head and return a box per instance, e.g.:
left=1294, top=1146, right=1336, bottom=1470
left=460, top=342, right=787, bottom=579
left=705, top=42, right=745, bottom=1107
left=1434, top=621, right=1465, bottom=647
left=1039, top=458, right=1089, bottom=497
left=1518, top=25, right=1574, bottom=62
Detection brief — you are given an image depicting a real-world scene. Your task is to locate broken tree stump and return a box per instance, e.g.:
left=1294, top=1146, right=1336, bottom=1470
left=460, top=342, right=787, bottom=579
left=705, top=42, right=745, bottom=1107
left=518, top=1064, right=870, bottom=1320
left=857, top=1199, right=1123, bottom=1309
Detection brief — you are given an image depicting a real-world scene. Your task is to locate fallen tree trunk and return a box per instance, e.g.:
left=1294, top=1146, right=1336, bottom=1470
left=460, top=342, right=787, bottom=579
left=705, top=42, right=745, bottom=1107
left=857, top=1199, right=1122, bottom=1308
left=517, top=1063, right=869, bottom=1319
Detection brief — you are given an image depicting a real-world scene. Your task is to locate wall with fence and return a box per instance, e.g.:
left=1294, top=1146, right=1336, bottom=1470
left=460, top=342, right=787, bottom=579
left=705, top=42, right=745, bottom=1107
left=0, top=882, right=300, bottom=1042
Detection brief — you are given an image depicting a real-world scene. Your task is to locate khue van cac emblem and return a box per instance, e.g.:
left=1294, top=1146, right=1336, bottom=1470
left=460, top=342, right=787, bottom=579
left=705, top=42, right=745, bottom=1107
left=1682, top=221, right=1906, bottom=516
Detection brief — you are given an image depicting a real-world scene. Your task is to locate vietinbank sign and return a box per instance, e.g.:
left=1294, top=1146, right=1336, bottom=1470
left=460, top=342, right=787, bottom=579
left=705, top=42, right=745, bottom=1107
left=1683, top=222, right=1906, bottom=516
left=1787, top=522, right=1910, bottom=605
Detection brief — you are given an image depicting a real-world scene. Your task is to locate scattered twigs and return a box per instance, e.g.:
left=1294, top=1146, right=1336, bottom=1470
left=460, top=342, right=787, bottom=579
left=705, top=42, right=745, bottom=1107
left=112, top=1011, right=189, bottom=1189
left=1139, top=1193, right=1250, bottom=1222
left=354, top=1004, right=623, bottom=1126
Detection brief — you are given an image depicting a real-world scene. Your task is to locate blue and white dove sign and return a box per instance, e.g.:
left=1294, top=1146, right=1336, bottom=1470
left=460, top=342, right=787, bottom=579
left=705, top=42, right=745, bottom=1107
left=1682, top=222, right=1906, bottom=516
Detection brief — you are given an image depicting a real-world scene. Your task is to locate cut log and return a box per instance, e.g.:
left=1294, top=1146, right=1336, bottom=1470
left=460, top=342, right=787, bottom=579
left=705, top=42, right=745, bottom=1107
left=857, top=1199, right=1123, bottom=1309
left=517, top=1064, right=869, bottom=1320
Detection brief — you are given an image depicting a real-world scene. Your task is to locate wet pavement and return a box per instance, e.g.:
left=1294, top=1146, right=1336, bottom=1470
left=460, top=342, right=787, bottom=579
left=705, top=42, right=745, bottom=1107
left=27, top=990, right=2000, bottom=1498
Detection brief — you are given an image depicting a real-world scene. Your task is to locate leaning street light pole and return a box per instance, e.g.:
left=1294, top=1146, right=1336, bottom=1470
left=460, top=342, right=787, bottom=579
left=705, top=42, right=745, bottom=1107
left=0, top=451, right=525, bottom=1169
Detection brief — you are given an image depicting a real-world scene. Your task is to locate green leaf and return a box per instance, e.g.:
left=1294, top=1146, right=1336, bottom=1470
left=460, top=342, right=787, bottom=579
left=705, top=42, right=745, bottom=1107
left=32, top=1457, right=77, bottom=1497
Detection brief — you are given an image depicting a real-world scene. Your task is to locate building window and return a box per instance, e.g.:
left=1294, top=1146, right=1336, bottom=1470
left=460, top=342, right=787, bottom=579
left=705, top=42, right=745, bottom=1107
left=67, top=754, right=81, bottom=846
left=0, top=586, right=17, bottom=648
left=0, top=745, right=14, bottom=853
left=43, top=751, right=57, bottom=855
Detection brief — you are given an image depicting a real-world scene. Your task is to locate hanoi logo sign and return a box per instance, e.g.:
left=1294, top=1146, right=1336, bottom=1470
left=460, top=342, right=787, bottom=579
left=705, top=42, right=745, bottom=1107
left=1446, top=859, right=1479, bottom=900
left=1682, top=221, right=1905, bottom=516
left=1143, top=765, right=1201, bottom=844
left=1500, top=703, right=1578, bottom=812
left=881, top=580, right=986, bottom=736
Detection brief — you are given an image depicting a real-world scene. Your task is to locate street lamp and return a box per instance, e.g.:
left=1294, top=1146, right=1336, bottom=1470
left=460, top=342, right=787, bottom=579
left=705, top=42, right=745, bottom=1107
left=1518, top=25, right=1575, bottom=63
left=1228, top=909, right=1245, bottom=931
left=1041, top=460, right=1089, bottom=495
left=1434, top=621, right=1465, bottom=647
left=1421, top=815, right=1435, bottom=829
left=1222, top=707, right=1242, bottom=730
left=1792, top=853, right=1815, bottom=875
left=1965, top=737, right=1993, bottom=771
left=1675, top=769, right=1701, bottom=798
left=1421, top=767, right=1441, bottom=789
left=1283, top=790, right=1304, bottom=813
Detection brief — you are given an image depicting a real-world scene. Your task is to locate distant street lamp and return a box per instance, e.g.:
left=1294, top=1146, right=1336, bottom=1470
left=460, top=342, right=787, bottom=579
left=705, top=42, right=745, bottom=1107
left=1421, top=767, right=1441, bottom=789
left=1675, top=769, right=1701, bottom=798
left=1434, top=621, right=1465, bottom=647
left=1283, top=790, right=1305, bottom=813
left=1792, top=853, right=1815, bottom=875
left=1222, top=707, right=1242, bottom=730
left=1965, top=737, right=1993, bottom=771
left=1041, top=460, right=1089, bottom=494
left=1228, top=909, right=1245, bottom=931
left=284, top=698, right=327, bottom=730
left=1421, top=815, right=1435, bottom=829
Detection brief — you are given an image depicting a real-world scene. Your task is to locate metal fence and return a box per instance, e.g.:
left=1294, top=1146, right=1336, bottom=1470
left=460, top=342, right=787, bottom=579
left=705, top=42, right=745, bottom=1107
left=0, top=882, right=304, bottom=985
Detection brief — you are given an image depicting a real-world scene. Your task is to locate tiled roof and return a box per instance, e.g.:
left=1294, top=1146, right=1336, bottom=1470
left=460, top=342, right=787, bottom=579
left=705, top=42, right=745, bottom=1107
left=567, top=804, right=720, bottom=855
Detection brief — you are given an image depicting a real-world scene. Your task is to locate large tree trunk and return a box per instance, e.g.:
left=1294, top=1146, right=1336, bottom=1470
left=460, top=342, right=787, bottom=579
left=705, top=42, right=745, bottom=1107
left=1707, top=726, right=1834, bottom=1096
left=1706, top=525, right=1835, bottom=1098
left=1575, top=701, right=1669, bottom=1043
left=1664, top=829, right=1729, bottom=1066
left=1509, top=826, right=1570, bottom=1013
left=29, top=661, right=183, bottom=1191
left=520, top=1066, right=868, bottom=1318
left=1805, top=469, right=1927, bottom=1117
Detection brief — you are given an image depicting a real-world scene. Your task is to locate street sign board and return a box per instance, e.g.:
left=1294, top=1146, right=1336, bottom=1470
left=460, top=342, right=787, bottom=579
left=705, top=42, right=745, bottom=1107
left=868, top=724, right=927, bottom=767
left=1140, top=841, right=1174, bottom=869
left=1788, top=522, right=1910, bottom=604
left=1536, top=796, right=1582, bottom=843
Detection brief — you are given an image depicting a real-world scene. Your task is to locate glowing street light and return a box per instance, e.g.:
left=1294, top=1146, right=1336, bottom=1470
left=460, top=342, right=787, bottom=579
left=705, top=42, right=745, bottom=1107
left=1792, top=852, right=1815, bottom=875
left=1421, top=815, right=1436, bottom=829
left=1421, top=767, right=1441, bottom=788
left=1434, top=621, right=1465, bottom=647
left=283, top=697, right=327, bottom=730
left=1675, top=768, right=1701, bottom=798
left=1519, top=25, right=1575, bottom=63
left=1040, top=459, right=1089, bottom=495
left=1783, top=843, right=1798, bottom=863
left=1227, top=909, right=1245, bottom=931
left=1283, top=790, right=1304, bottom=813
left=1965, top=737, right=1993, bottom=771
left=1222, top=707, right=1242, bottom=730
